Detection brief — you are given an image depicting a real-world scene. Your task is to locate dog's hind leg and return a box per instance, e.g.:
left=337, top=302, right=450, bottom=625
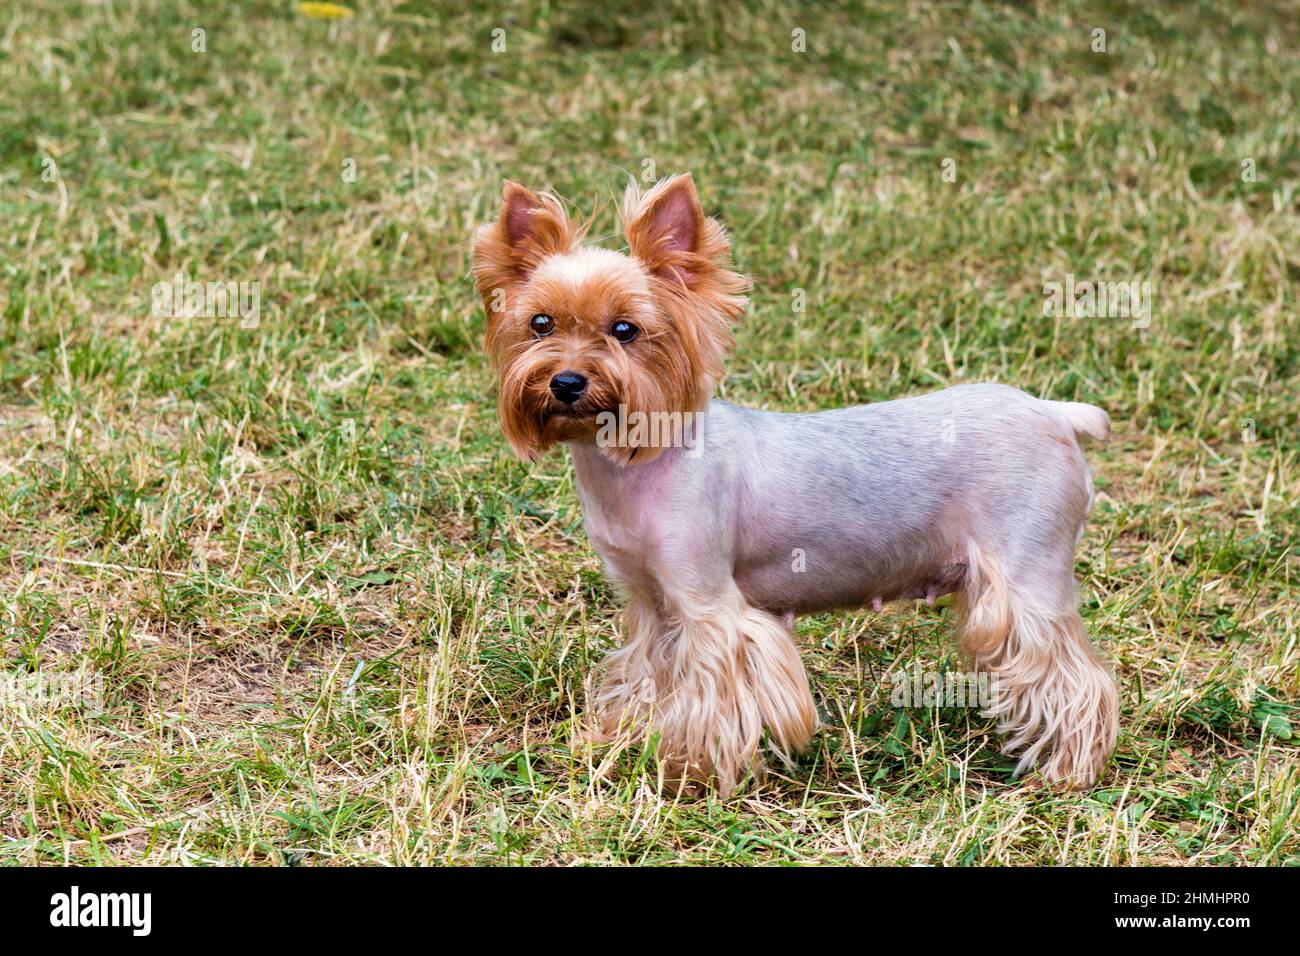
left=957, top=541, right=1117, bottom=785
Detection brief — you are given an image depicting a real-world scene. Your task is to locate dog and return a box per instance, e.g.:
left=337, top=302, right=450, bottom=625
left=473, top=174, right=1118, bottom=794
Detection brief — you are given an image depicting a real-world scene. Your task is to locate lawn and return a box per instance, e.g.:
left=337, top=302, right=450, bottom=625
left=1, top=0, right=1298, bottom=865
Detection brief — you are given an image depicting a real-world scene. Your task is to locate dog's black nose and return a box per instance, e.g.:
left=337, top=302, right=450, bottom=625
left=549, top=371, right=588, bottom=405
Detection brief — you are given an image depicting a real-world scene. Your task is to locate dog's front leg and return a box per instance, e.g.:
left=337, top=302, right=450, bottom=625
left=594, top=586, right=817, bottom=795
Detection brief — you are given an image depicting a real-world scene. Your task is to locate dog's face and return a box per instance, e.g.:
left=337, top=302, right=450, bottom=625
left=472, top=175, right=749, bottom=462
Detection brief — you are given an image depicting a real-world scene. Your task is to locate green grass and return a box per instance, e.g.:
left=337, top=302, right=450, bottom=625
left=1, top=0, right=1298, bottom=865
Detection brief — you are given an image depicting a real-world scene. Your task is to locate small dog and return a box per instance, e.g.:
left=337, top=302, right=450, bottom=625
left=473, top=174, right=1118, bottom=794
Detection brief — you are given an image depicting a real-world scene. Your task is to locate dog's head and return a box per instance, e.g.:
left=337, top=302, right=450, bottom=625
left=472, top=175, right=749, bottom=463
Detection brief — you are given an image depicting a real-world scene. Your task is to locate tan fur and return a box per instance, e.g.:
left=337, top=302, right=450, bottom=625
left=594, top=587, right=818, bottom=794
left=958, top=543, right=1118, bottom=786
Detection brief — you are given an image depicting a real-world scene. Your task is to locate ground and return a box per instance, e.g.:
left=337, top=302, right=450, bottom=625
left=1, top=0, right=1297, bottom=865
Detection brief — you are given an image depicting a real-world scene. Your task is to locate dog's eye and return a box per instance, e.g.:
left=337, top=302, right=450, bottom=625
left=608, top=320, right=639, bottom=343
left=530, top=314, right=555, bottom=336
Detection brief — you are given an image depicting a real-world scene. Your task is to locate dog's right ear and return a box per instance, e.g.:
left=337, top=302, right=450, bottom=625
left=472, top=182, right=576, bottom=324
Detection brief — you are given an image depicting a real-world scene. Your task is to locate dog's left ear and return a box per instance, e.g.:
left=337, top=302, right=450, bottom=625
left=624, top=174, right=741, bottom=290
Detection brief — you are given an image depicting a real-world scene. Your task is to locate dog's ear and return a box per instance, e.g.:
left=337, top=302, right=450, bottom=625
left=622, top=175, right=750, bottom=404
left=623, top=174, right=724, bottom=288
left=497, top=181, right=570, bottom=252
left=473, top=181, right=577, bottom=324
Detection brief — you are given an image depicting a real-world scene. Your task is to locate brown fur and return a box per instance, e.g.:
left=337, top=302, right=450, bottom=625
left=472, top=175, right=749, bottom=463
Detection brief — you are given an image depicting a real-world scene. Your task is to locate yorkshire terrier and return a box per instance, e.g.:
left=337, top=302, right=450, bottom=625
left=473, top=174, right=1118, bottom=794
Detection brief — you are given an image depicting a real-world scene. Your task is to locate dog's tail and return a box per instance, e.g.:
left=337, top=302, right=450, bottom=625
left=1043, top=400, right=1110, bottom=443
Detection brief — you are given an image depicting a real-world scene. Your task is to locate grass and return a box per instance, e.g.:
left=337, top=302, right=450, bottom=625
left=1, top=0, right=1298, bottom=866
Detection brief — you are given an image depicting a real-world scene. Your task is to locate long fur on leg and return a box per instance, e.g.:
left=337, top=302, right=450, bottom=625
left=957, top=542, right=1118, bottom=785
left=593, top=589, right=817, bottom=795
